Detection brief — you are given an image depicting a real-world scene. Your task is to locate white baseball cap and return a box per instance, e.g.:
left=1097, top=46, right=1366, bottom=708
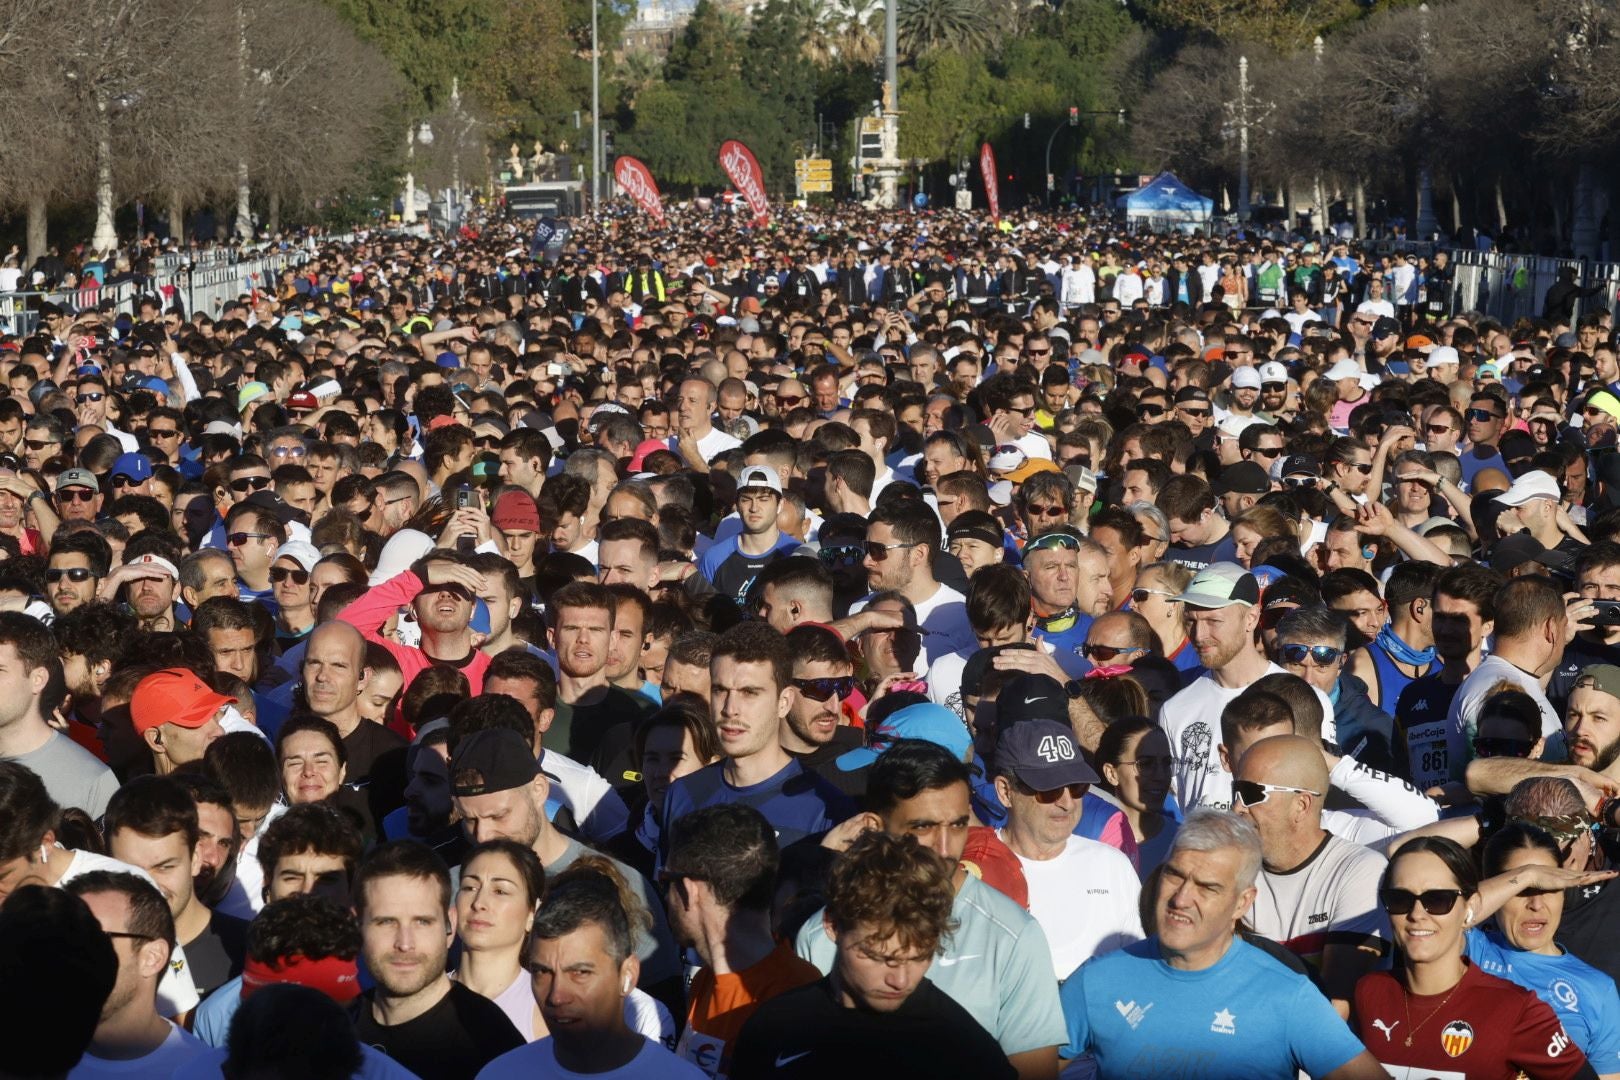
left=1258, top=361, right=1289, bottom=385
left=1426, top=345, right=1460, bottom=369
left=1494, top=470, right=1560, bottom=507
left=737, top=465, right=782, bottom=495
left=1231, top=367, right=1261, bottom=390
left=1324, top=359, right=1365, bottom=381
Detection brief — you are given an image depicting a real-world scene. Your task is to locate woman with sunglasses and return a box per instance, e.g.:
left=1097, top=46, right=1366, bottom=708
left=1093, top=716, right=1177, bottom=879
left=1128, top=562, right=1199, bottom=675
left=1463, top=824, right=1620, bottom=1074
left=1354, top=836, right=1598, bottom=1079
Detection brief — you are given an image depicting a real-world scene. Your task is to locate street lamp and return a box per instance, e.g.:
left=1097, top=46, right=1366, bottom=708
left=1044, top=108, right=1126, bottom=207
left=402, top=120, right=433, bottom=225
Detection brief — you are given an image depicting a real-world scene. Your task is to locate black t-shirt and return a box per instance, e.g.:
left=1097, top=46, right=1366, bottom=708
left=790, top=727, right=867, bottom=800
left=185, top=910, right=248, bottom=997
left=1557, top=876, right=1620, bottom=986
left=550, top=686, right=657, bottom=766
left=730, top=976, right=1014, bottom=1080
left=344, top=720, right=410, bottom=823
left=352, top=981, right=524, bottom=1080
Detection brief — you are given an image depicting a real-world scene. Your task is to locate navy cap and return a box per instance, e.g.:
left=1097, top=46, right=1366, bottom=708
left=995, top=674, right=1069, bottom=729
left=992, top=719, right=1099, bottom=790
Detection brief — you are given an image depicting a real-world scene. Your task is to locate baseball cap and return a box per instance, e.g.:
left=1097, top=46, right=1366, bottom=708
left=1279, top=454, right=1319, bottom=479
left=946, top=510, right=1004, bottom=549
left=1230, top=366, right=1261, bottom=390
left=1476, top=362, right=1502, bottom=381
left=450, top=729, right=539, bottom=797
left=237, top=382, right=270, bottom=411
left=994, top=674, right=1069, bottom=727
left=1324, top=359, right=1364, bottom=381
left=991, top=719, right=1099, bottom=790
left=491, top=490, right=540, bottom=532
left=110, top=452, right=152, bottom=483
left=131, top=669, right=234, bottom=736
left=1587, top=391, right=1620, bottom=423
left=1258, top=361, right=1289, bottom=384
left=1575, top=664, right=1620, bottom=701
left=836, top=703, right=973, bottom=772
left=1174, top=386, right=1211, bottom=405
left=124, top=552, right=178, bottom=579
left=1494, top=470, right=1560, bottom=507
left=1488, top=532, right=1571, bottom=575
left=1008, top=459, right=1061, bottom=484
left=286, top=390, right=319, bottom=412
left=54, top=468, right=98, bottom=492
left=737, top=464, right=782, bottom=495
left=1371, top=316, right=1401, bottom=340
left=271, top=540, right=321, bottom=574
left=987, top=446, right=1027, bottom=473
left=1215, top=461, right=1270, bottom=496
left=1174, top=562, right=1260, bottom=610
left=1427, top=345, right=1460, bottom=369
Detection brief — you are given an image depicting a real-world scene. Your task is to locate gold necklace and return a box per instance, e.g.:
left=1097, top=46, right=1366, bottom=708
left=1402, top=970, right=1464, bottom=1048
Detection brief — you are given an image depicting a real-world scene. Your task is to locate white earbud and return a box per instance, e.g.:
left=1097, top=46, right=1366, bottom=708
left=38, top=844, right=48, bottom=864
left=622, top=977, right=632, bottom=995
left=1465, top=906, right=1475, bottom=924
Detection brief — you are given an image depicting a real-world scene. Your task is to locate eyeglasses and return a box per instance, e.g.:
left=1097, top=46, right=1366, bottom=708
left=1130, top=588, right=1177, bottom=606
left=792, top=676, right=856, bottom=702
left=1466, top=408, right=1502, bottom=422
left=110, top=475, right=142, bottom=489
left=23, top=439, right=58, bottom=451
left=1082, top=642, right=1144, bottom=662
left=1025, top=503, right=1067, bottom=518
left=1379, top=888, right=1464, bottom=916
left=1473, top=736, right=1534, bottom=759
left=229, top=476, right=271, bottom=493
left=474, top=434, right=501, bottom=449
left=1279, top=643, right=1343, bottom=666
left=76, top=392, right=105, bottom=404
left=269, top=445, right=307, bottom=459
left=1014, top=779, right=1089, bottom=804
left=270, top=566, right=311, bottom=585
left=228, top=532, right=274, bottom=546
left=1232, top=780, right=1322, bottom=807
left=865, top=540, right=925, bottom=561
left=1282, top=476, right=1318, bottom=488
left=45, top=567, right=96, bottom=583
left=1026, top=532, right=1081, bottom=555
left=147, top=428, right=180, bottom=440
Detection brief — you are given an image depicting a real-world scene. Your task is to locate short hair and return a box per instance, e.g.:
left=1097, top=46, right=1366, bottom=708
left=0, top=886, right=117, bottom=1076
left=256, top=803, right=364, bottom=886
left=103, top=774, right=200, bottom=852
left=548, top=580, right=616, bottom=628
left=446, top=693, right=534, bottom=755
left=865, top=738, right=973, bottom=816
left=0, top=611, right=56, bottom=675
left=867, top=500, right=940, bottom=550
left=204, top=731, right=281, bottom=811
left=606, top=479, right=658, bottom=520
left=537, top=473, right=591, bottom=523
left=223, top=983, right=364, bottom=1079
left=1169, top=809, right=1263, bottom=891
left=352, top=840, right=452, bottom=919
left=247, top=894, right=361, bottom=965
left=179, top=548, right=233, bottom=594
left=826, top=449, right=876, bottom=499
left=1124, top=458, right=1172, bottom=498
left=664, top=804, right=779, bottom=912
left=530, top=865, right=634, bottom=965
left=936, top=471, right=991, bottom=512
left=0, top=759, right=59, bottom=859
left=192, top=595, right=259, bottom=638
left=598, top=517, right=661, bottom=565
left=1018, top=472, right=1073, bottom=512
left=1090, top=506, right=1144, bottom=547
left=823, top=830, right=957, bottom=956
left=1247, top=672, right=1324, bottom=742
left=1493, top=576, right=1567, bottom=640
left=1384, top=560, right=1443, bottom=611
left=752, top=556, right=834, bottom=610
left=49, top=529, right=113, bottom=577
left=783, top=622, right=850, bottom=669
left=484, top=649, right=557, bottom=708
left=1220, top=690, right=1296, bottom=751
left=966, top=564, right=1030, bottom=635
left=710, top=621, right=792, bottom=693
left=1505, top=775, right=1586, bottom=821
left=50, top=599, right=130, bottom=666
left=1274, top=605, right=1349, bottom=651
left=1320, top=567, right=1381, bottom=605
left=64, top=868, right=176, bottom=947
left=1574, top=541, right=1620, bottom=584
left=1156, top=474, right=1215, bottom=524
left=275, top=714, right=347, bottom=770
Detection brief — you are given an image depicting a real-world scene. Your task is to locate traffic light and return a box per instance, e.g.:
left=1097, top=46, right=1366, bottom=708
left=1069, top=106, right=1079, bottom=126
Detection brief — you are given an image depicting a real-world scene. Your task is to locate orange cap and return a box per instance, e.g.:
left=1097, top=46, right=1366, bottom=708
left=131, top=668, right=234, bottom=736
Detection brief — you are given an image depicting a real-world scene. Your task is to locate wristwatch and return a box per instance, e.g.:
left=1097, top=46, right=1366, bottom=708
left=1064, top=679, right=1085, bottom=699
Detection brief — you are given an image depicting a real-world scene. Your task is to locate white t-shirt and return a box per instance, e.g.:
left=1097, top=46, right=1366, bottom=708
left=58, top=849, right=200, bottom=1017
left=1161, top=662, right=1336, bottom=812
left=1014, top=431, right=1053, bottom=461
left=69, top=1022, right=210, bottom=1079
left=1001, top=832, right=1143, bottom=980
left=1248, top=832, right=1389, bottom=966
left=476, top=1038, right=705, bottom=1079
left=1357, top=298, right=1396, bottom=319
left=1416, top=654, right=1559, bottom=790
left=543, top=749, right=630, bottom=842
left=911, top=582, right=977, bottom=660
left=0, top=267, right=22, bottom=293
left=214, top=801, right=288, bottom=921
left=672, top=426, right=741, bottom=465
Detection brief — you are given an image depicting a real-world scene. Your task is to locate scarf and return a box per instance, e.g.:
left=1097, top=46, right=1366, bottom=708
left=1376, top=623, right=1437, bottom=667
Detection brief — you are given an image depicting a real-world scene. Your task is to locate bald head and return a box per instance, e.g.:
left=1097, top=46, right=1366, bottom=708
left=1088, top=611, right=1151, bottom=652
left=308, top=619, right=365, bottom=662
left=1236, top=733, right=1329, bottom=795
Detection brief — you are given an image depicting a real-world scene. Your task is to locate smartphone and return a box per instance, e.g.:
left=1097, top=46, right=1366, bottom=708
left=1589, top=600, right=1620, bottom=627
left=455, top=486, right=474, bottom=510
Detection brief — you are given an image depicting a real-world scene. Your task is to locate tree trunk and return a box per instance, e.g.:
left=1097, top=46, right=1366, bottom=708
left=169, top=192, right=185, bottom=246
left=25, top=195, right=47, bottom=269
left=235, top=159, right=253, bottom=240
left=1496, top=177, right=1508, bottom=232
left=91, top=97, right=118, bottom=255
left=267, top=190, right=281, bottom=235
left=1354, top=178, right=1367, bottom=238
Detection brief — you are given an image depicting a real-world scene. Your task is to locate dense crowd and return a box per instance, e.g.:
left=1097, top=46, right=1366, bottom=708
left=3, top=200, right=1620, bottom=1079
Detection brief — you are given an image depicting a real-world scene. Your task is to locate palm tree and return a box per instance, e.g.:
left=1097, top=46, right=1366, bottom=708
left=831, top=0, right=882, bottom=63
left=897, top=0, right=994, bottom=58
left=617, top=49, right=663, bottom=109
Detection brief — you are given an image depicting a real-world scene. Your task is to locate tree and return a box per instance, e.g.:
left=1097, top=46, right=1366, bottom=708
left=897, top=0, right=996, bottom=58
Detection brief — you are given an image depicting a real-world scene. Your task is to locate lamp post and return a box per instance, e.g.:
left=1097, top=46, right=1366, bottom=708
left=402, top=121, right=433, bottom=225
left=591, top=0, right=601, bottom=209
left=1044, top=108, right=1125, bottom=206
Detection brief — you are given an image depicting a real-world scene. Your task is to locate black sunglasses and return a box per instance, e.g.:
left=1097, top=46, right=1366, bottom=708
left=269, top=566, right=311, bottom=585
left=46, top=567, right=96, bottom=583
left=1380, top=888, right=1463, bottom=916
left=865, top=540, right=923, bottom=561
left=56, top=488, right=96, bottom=503
left=792, top=676, right=855, bottom=702
left=229, top=476, right=271, bottom=493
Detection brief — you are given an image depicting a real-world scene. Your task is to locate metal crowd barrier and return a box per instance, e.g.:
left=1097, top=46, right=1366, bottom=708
left=1447, top=249, right=1620, bottom=325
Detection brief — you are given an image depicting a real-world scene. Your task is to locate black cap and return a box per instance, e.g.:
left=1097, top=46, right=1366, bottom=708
left=962, top=644, right=1035, bottom=695
left=1174, top=386, right=1210, bottom=404
left=1215, top=460, right=1270, bottom=496
left=451, top=729, right=538, bottom=797
left=947, top=510, right=1004, bottom=548
left=995, top=674, right=1069, bottom=729
left=1372, top=316, right=1401, bottom=340
left=1279, top=454, right=1319, bottom=478
left=1489, top=533, right=1572, bottom=575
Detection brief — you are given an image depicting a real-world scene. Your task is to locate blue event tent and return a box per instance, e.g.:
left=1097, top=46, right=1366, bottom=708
left=1117, top=172, right=1214, bottom=224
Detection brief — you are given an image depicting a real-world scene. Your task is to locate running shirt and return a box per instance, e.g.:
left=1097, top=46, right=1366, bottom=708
left=1466, top=928, right=1620, bottom=1071
left=1059, top=936, right=1366, bottom=1078
left=661, top=759, right=853, bottom=866
left=1247, top=832, right=1389, bottom=973
left=697, top=532, right=800, bottom=605
left=1353, top=962, right=1590, bottom=1079
left=676, top=941, right=821, bottom=1078
left=998, top=832, right=1143, bottom=980
left=796, top=874, right=1067, bottom=1058
left=1395, top=671, right=1463, bottom=784
left=1425, top=655, right=1560, bottom=789
left=1166, top=533, right=1238, bottom=574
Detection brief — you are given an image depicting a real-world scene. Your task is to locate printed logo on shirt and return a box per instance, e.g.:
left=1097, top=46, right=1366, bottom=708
left=1115, top=999, right=1152, bottom=1029
left=775, top=1050, right=812, bottom=1067
left=679, top=1031, right=725, bottom=1074
left=1440, top=1020, right=1474, bottom=1057
left=1307, top=912, right=1329, bottom=925
left=1371, top=1018, right=1400, bottom=1041
left=1551, top=979, right=1579, bottom=1011
left=1549, top=1029, right=1571, bottom=1057
left=1210, top=1008, right=1236, bottom=1035
left=935, top=953, right=982, bottom=967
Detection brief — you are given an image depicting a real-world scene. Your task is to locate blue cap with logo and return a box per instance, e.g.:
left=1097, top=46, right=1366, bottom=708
left=991, top=719, right=1099, bottom=790
left=836, top=702, right=972, bottom=772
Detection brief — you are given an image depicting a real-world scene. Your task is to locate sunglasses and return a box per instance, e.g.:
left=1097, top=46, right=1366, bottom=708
left=1178, top=407, right=1212, bottom=418
left=270, top=566, right=311, bottom=585
left=147, top=428, right=180, bottom=440
left=111, top=475, right=143, bottom=489
left=1279, top=643, right=1343, bottom=666
left=23, top=439, right=58, bottom=451
left=1139, top=404, right=1166, bottom=418
left=1006, top=406, right=1036, bottom=418
left=1026, top=532, right=1081, bottom=554
left=819, top=544, right=864, bottom=566
left=1283, top=476, right=1318, bottom=488
left=1379, top=888, right=1463, bottom=917
left=1261, top=382, right=1287, bottom=393
left=269, top=445, right=307, bottom=459
left=1425, top=424, right=1453, bottom=435
left=1082, top=642, right=1144, bottom=662
left=775, top=395, right=807, bottom=406
left=474, top=434, right=502, bottom=449
left=1026, top=503, right=1067, bottom=518
left=76, top=392, right=105, bottom=404
left=227, top=531, right=274, bottom=546
left=1015, top=779, right=1089, bottom=804
left=1249, top=447, right=1282, bottom=459
left=1232, top=779, right=1322, bottom=807
left=45, top=567, right=96, bottom=583
left=1130, top=588, right=1177, bottom=606
left=1473, top=736, right=1534, bottom=760
left=229, top=476, right=271, bottom=493
left=1466, top=408, right=1502, bottom=422
left=792, top=676, right=856, bottom=702
left=865, top=540, right=923, bottom=561
left=1345, top=463, right=1373, bottom=475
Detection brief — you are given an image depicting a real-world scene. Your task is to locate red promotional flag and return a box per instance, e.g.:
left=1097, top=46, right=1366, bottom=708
left=614, top=155, right=666, bottom=224
left=979, top=142, right=1001, bottom=222
left=719, top=140, right=770, bottom=225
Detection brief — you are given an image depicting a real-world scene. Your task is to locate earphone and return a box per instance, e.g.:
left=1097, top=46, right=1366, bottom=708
left=1465, top=906, right=1475, bottom=924
left=622, top=977, right=632, bottom=995
left=38, top=844, right=48, bottom=864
